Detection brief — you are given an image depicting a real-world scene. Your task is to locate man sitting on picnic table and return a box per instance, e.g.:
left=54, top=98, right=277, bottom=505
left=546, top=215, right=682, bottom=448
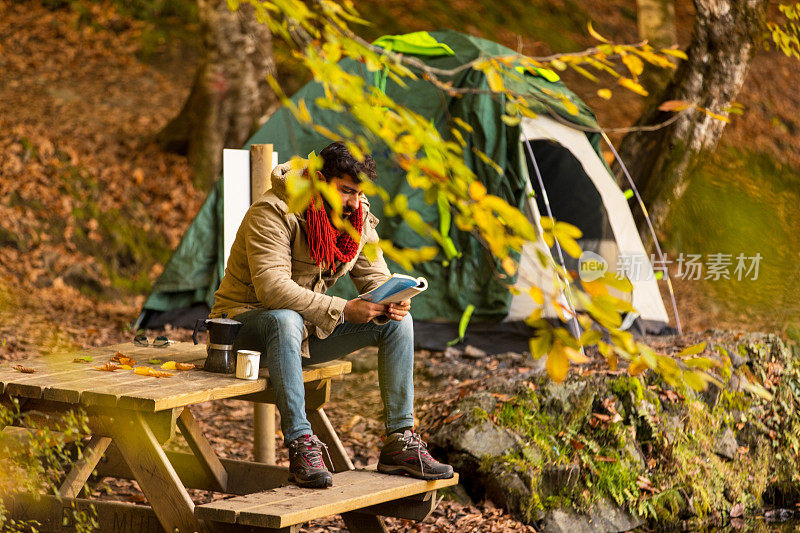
left=210, top=142, right=453, bottom=488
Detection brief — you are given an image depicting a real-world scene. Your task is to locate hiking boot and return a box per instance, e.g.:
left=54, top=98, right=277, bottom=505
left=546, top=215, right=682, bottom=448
left=288, top=434, right=333, bottom=488
left=378, top=430, right=454, bottom=480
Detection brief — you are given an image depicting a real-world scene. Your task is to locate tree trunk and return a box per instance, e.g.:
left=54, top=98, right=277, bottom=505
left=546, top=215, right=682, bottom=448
left=616, top=0, right=767, bottom=238
left=156, top=0, right=276, bottom=189
left=636, top=0, right=678, bottom=94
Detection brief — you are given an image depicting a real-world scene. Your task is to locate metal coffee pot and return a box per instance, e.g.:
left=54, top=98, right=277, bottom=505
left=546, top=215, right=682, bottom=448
left=193, top=316, right=243, bottom=374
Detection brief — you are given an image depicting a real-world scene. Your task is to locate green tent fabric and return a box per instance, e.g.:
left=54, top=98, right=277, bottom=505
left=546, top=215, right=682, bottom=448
left=139, top=29, right=602, bottom=327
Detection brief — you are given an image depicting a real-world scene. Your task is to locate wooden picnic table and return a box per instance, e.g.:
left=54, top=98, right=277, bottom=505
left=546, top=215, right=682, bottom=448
left=0, top=342, right=457, bottom=532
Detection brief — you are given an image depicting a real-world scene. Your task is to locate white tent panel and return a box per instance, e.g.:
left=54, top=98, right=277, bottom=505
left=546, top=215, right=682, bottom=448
left=506, top=175, right=564, bottom=321
left=517, top=116, right=670, bottom=324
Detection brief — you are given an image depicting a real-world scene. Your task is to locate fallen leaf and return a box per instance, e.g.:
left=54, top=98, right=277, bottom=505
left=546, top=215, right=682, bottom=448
left=95, top=362, right=121, bottom=371
left=491, top=393, right=512, bottom=402
left=161, top=361, right=177, bottom=370
left=134, top=367, right=173, bottom=378
left=443, top=412, right=464, bottom=424
left=147, top=358, right=163, bottom=365
left=73, top=356, right=94, bottom=363
left=175, top=362, right=195, bottom=370
left=111, top=352, right=135, bottom=366
left=341, top=414, right=363, bottom=432
left=12, top=364, right=35, bottom=373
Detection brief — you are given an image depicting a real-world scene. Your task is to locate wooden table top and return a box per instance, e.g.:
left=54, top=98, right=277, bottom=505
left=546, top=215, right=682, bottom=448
left=0, top=342, right=350, bottom=412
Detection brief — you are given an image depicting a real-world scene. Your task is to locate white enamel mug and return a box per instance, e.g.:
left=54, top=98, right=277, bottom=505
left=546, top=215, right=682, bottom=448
left=236, top=350, right=261, bottom=380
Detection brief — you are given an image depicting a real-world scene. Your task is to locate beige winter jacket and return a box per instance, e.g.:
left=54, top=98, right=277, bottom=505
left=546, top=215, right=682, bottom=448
left=210, top=162, right=392, bottom=355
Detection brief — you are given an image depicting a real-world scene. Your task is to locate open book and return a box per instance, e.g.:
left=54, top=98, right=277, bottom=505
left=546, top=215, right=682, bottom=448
left=358, top=273, right=428, bottom=304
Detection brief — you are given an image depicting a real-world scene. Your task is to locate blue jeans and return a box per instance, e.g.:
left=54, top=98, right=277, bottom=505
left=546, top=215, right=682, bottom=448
left=232, top=309, right=415, bottom=444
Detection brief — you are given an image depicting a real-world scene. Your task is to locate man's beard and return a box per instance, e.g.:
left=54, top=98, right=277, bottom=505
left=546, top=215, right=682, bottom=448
left=322, top=198, right=354, bottom=220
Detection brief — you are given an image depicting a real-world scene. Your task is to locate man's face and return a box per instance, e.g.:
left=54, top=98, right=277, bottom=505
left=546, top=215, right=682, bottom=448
left=318, top=172, right=362, bottom=216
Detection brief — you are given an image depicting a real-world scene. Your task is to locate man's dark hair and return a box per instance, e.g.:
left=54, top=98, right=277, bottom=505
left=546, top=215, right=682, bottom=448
left=319, top=142, right=377, bottom=182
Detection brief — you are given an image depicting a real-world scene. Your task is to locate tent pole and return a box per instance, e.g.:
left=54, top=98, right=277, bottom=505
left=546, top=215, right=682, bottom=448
left=132, top=311, right=146, bottom=332
left=600, top=132, right=682, bottom=335
left=523, top=138, right=583, bottom=344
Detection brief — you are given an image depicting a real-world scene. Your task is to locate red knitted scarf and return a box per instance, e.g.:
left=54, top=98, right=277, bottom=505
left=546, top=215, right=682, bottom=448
left=305, top=195, right=363, bottom=270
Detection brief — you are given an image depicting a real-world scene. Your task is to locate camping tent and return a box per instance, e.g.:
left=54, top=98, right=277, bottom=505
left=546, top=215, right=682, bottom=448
left=136, top=30, right=674, bottom=352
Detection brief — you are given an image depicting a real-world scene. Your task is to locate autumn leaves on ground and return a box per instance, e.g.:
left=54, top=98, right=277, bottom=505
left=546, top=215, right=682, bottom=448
left=0, top=0, right=201, bottom=360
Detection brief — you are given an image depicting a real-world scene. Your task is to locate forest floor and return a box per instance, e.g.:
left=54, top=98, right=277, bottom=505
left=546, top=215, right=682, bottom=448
left=2, top=0, right=800, bottom=530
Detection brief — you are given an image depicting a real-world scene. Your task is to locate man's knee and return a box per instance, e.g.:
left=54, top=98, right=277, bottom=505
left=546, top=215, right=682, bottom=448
left=262, top=309, right=304, bottom=339
left=382, top=313, right=413, bottom=340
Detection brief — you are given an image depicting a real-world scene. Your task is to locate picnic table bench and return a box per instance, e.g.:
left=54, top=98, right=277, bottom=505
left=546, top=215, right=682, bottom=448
left=0, top=341, right=457, bottom=532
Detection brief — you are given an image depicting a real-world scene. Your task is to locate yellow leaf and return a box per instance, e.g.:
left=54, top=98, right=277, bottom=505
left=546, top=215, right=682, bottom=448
left=134, top=366, right=174, bottom=378
left=618, top=77, right=649, bottom=96
left=525, top=308, right=543, bottom=326
left=563, top=100, right=579, bottom=115
left=628, top=357, right=648, bottom=376
left=469, top=181, right=487, bottom=201
left=556, top=234, right=582, bottom=258
left=683, top=370, right=708, bottom=391
left=528, top=286, right=544, bottom=305
left=601, top=272, right=633, bottom=293
left=699, top=107, right=730, bottom=123
left=622, top=54, right=644, bottom=77
left=684, top=357, right=715, bottom=370
left=606, top=350, right=618, bottom=371
left=161, top=361, right=177, bottom=370
left=587, top=21, right=610, bottom=43
left=295, top=99, right=312, bottom=123
left=502, top=256, right=518, bottom=276
left=363, top=242, right=378, bottom=262
left=554, top=221, right=582, bottom=239
left=582, top=279, right=609, bottom=297
left=565, top=346, right=590, bottom=364
left=529, top=330, right=552, bottom=359
left=597, top=88, right=612, bottom=100
left=550, top=59, right=567, bottom=71
left=453, top=117, right=473, bottom=133
left=660, top=48, right=688, bottom=60
left=658, top=100, right=692, bottom=112
left=546, top=345, right=570, bottom=382
left=677, top=341, right=706, bottom=357
left=485, top=68, right=505, bottom=92
left=580, top=330, right=603, bottom=346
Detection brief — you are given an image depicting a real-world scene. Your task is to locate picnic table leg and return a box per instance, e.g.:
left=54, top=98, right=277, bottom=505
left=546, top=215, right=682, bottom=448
left=307, top=408, right=354, bottom=472
left=58, top=435, right=111, bottom=498
left=340, top=511, right=390, bottom=533
left=177, top=408, right=228, bottom=492
left=106, top=411, right=204, bottom=533
left=253, top=402, right=276, bottom=464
